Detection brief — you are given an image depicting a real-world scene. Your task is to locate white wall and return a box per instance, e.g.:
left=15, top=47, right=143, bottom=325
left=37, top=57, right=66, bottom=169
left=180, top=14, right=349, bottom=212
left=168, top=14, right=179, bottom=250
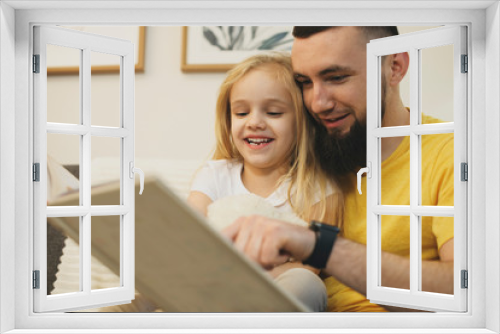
left=134, top=27, right=223, bottom=161
left=0, top=2, right=16, bottom=333
left=398, top=26, right=453, bottom=122
left=47, top=25, right=452, bottom=166
left=485, top=2, right=500, bottom=332
left=47, top=26, right=225, bottom=166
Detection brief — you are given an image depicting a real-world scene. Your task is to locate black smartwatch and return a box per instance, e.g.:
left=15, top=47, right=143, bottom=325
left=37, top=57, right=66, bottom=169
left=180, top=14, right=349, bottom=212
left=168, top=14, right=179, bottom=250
left=302, top=221, right=340, bottom=269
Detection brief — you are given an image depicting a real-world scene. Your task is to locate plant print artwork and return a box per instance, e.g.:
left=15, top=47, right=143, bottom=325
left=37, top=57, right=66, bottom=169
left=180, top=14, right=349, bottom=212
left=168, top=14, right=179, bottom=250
left=201, top=26, right=293, bottom=51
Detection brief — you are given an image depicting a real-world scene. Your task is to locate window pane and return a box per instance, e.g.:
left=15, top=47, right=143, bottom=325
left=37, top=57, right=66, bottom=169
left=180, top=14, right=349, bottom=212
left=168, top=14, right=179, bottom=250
left=421, top=133, right=454, bottom=206
left=47, top=216, right=80, bottom=295
left=91, top=136, right=121, bottom=205
left=381, top=136, right=409, bottom=205
left=47, top=44, right=81, bottom=124
left=91, top=215, right=121, bottom=290
left=47, top=133, right=80, bottom=204
left=381, top=215, right=410, bottom=290
left=420, top=45, right=454, bottom=124
left=382, top=52, right=411, bottom=128
left=421, top=216, right=454, bottom=294
left=91, top=51, right=121, bottom=127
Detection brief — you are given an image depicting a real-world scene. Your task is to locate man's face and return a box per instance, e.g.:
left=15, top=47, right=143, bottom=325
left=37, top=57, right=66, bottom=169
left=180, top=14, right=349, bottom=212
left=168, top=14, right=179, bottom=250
left=292, top=27, right=368, bottom=139
left=292, top=27, right=371, bottom=175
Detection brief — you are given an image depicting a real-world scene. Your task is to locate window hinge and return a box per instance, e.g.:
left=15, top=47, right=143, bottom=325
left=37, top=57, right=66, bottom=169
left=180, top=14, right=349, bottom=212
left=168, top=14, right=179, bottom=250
left=461, top=270, right=468, bottom=289
left=33, top=270, right=40, bottom=289
left=33, top=54, right=40, bottom=73
left=33, top=163, right=40, bottom=182
left=461, top=54, right=468, bottom=73
left=461, top=162, right=468, bottom=181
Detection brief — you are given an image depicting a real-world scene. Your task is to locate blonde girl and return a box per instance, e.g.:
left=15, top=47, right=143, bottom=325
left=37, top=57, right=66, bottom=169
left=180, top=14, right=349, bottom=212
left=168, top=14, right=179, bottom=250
left=189, top=53, right=341, bottom=226
left=188, top=53, right=341, bottom=311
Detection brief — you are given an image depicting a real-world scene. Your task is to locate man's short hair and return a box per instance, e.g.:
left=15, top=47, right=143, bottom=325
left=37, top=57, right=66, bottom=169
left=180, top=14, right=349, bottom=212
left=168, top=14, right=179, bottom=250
left=292, top=26, right=399, bottom=41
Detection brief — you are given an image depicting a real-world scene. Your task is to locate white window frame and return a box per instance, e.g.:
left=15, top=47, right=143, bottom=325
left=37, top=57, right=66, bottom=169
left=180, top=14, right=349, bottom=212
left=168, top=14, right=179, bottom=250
left=33, top=25, right=136, bottom=312
left=365, top=26, right=468, bottom=312
left=0, top=1, right=498, bottom=333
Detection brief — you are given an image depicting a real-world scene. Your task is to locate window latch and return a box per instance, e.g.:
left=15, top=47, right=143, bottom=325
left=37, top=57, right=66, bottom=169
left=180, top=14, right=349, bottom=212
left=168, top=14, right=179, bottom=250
left=357, top=162, right=372, bottom=195
left=129, top=161, right=145, bottom=195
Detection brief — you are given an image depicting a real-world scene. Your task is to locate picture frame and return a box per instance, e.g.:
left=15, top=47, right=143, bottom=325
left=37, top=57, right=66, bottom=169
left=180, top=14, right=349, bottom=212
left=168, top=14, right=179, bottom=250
left=181, top=26, right=294, bottom=72
left=47, top=26, right=146, bottom=75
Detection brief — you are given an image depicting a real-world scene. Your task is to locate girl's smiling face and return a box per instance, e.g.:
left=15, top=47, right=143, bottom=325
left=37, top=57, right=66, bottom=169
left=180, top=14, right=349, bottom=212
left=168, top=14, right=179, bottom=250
left=230, top=65, right=297, bottom=173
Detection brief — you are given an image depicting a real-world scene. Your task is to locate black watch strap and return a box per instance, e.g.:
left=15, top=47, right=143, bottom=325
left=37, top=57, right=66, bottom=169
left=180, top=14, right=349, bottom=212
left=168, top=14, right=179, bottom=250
left=302, top=221, right=340, bottom=269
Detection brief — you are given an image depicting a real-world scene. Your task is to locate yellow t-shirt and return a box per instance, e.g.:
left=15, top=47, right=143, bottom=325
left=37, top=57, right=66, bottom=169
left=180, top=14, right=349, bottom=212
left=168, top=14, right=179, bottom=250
left=325, top=114, right=455, bottom=312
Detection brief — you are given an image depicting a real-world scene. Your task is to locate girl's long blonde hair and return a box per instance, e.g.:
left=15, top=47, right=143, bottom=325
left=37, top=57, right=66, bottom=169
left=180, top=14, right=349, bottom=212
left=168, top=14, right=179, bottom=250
left=213, top=53, right=342, bottom=226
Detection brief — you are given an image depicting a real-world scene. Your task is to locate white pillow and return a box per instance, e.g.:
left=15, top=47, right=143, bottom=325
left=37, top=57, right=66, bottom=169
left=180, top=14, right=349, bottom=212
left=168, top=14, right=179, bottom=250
left=207, top=193, right=308, bottom=231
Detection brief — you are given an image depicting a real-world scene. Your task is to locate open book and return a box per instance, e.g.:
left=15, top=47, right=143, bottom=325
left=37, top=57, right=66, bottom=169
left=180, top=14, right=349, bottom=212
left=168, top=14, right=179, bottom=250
left=48, top=177, right=308, bottom=312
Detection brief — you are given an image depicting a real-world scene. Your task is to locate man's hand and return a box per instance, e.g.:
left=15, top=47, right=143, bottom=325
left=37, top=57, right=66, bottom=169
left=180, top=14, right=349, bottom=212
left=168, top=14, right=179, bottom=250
left=222, top=215, right=316, bottom=270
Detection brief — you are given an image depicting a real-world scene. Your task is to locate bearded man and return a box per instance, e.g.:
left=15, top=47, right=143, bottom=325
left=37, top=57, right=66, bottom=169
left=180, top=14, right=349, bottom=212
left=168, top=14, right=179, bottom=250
left=224, top=26, right=455, bottom=312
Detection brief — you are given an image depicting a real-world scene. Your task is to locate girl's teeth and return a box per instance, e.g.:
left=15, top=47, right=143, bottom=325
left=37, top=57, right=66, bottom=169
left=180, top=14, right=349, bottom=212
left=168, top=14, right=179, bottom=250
left=247, top=138, right=271, bottom=144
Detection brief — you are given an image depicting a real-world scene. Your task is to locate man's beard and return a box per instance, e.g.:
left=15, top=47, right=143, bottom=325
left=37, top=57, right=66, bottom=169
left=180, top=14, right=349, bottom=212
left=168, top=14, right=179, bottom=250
left=313, top=116, right=367, bottom=177
left=313, top=77, right=386, bottom=177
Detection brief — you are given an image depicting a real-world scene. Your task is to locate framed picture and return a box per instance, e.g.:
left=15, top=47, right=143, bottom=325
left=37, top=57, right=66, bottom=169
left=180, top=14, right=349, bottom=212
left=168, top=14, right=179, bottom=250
left=47, top=26, right=146, bottom=75
left=181, top=26, right=294, bottom=72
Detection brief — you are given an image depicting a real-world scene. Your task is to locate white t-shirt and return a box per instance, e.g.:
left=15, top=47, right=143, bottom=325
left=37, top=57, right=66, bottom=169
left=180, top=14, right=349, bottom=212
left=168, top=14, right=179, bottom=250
left=191, top=159, right=293, bottom=212
left=190, top=159, right=335, bottom=213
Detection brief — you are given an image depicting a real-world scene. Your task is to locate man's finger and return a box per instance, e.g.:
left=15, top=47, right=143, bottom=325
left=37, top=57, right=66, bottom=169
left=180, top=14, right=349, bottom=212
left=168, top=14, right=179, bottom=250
left=259, top=226, right=289, bottom=267
left=244, top=221, right=265, bottom=262
left=221, top=217, right=245, bottom=241
left=261, top=235, right=289, bottom=268
left=233, top=218, right=253, bottom=253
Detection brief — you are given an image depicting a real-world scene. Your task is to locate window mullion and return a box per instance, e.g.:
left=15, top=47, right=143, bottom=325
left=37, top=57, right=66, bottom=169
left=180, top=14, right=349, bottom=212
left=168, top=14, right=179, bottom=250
left=81, top=47, right=92, bottom=294
left=81, top=214, right=91, bottom=294
left=47, top=206, right=90, bottom=217
left=409, top=47, right=420, bottom=295
left=46, top=123, right=88, bottom=135
left=373, top=205, right=454, bottom=216
left=81, top=47, right=91, bottom=207
left=45, top=206, right=129, bottom=217
left=90, top=205, right=130, bottom=216
left=413, top=123, right=454, bottom=135
left=46, top=123, right=131, bottom=138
